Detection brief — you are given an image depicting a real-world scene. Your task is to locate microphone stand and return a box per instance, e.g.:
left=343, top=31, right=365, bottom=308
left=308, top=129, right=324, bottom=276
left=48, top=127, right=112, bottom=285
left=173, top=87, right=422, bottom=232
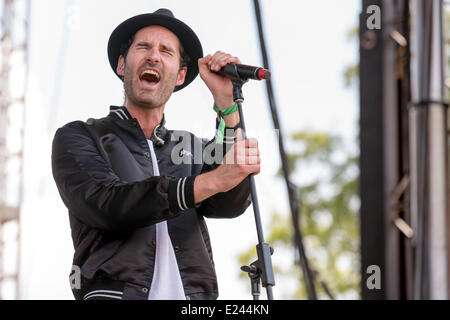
left=232, top=79, right=275, bottom=300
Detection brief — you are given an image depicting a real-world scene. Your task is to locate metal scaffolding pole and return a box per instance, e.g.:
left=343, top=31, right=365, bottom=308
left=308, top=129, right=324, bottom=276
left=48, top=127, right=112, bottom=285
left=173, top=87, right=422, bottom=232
left=410, top=0, right=449, bottom=300
left=361, top=0, right=449, bottom=300
left=360, top=0, right=413, bottom=299
left=0, top=0, right=30, bottom=299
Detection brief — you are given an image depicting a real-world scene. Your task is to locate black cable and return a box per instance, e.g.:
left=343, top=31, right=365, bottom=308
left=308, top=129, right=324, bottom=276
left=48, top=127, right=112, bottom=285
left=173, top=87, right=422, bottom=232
left=252, top=0, right=317, bottom=300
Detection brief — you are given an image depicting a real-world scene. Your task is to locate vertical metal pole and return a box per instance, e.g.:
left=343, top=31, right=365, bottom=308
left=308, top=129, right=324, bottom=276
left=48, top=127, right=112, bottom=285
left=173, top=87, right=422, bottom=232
left=233, top=83, right=275, bottom=300
left=427, top=0, right=448, bottom=300
left=410, top=0, right=448, bottom=299
left=15, top=0, right=32, bottom=300
left=0, top=0, right=14, bottom=300
left=410, top=0, right=427, bottom=299
left=252, top=0, right=317, bottom=300
left=0, top=0, right=30, bottom=299
left=360, top=0, right=386, bottom=300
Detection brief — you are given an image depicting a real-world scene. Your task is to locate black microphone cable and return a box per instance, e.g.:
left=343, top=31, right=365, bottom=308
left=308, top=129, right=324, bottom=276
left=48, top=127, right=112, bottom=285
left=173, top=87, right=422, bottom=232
left=252, top=0, right=318, bottom=300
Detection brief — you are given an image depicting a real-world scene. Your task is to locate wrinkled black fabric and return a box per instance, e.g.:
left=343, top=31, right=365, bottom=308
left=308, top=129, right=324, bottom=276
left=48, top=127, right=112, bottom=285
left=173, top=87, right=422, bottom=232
left=51, top=109, right=251, bottom=300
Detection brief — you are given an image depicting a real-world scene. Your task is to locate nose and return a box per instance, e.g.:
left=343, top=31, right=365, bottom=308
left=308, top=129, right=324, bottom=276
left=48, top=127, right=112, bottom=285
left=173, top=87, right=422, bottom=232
left=146, top=47, right=161, bottom=64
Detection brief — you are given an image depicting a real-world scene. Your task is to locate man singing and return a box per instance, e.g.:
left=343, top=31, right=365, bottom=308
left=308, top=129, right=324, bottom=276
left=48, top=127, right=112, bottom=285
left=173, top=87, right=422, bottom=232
left=51, top=8, right=261, bottom=300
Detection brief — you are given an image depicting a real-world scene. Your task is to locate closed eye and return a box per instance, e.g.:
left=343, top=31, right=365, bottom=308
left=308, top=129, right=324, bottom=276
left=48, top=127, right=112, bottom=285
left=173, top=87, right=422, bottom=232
left=136, top=42, right=149, bottom=50
left=160, top=45, right=175, bottom=55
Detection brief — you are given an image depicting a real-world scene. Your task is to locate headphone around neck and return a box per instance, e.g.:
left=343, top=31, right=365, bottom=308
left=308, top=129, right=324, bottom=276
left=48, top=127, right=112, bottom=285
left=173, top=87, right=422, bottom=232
left=151, top=116, right=167, bottom=147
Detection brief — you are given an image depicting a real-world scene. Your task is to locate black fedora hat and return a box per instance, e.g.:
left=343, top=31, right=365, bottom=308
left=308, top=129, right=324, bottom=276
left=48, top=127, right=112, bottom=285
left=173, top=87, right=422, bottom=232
left=107, top=8, right=203, bottom=92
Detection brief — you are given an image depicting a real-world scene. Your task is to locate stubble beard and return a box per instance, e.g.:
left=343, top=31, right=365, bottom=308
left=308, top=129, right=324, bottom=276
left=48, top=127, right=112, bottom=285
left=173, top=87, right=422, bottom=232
left=123, top=62, right=178, bottom=110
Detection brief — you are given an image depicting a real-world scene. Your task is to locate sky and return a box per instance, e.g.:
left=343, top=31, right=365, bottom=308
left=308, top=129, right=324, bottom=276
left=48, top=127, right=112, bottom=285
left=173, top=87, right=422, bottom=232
left=3, top=0, right=360, bottom=299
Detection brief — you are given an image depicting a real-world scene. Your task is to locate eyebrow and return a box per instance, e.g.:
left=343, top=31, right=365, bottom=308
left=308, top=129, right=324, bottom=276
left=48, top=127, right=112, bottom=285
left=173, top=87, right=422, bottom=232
left=160, top=44, right=175, bottom=53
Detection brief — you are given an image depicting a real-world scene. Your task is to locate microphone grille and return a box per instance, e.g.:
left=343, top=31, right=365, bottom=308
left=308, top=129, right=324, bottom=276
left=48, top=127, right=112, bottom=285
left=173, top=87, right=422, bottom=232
left=258, top=68, right=271, bottom=80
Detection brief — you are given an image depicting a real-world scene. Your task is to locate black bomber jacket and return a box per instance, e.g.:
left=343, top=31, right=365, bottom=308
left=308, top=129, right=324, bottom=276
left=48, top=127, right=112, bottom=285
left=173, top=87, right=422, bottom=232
left=51, top=106, right=251, bottom=300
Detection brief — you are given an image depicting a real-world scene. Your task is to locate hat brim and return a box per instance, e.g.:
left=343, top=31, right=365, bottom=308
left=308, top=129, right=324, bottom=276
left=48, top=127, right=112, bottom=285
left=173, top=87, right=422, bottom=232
left=108, top=12, right=203, bottom=92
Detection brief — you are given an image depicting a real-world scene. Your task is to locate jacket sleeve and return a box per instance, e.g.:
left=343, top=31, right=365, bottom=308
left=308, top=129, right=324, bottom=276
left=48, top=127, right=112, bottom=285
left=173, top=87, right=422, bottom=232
left=197, top=121, right=252, bottom=219
left=51, top=121, right=197, bottom=232
left=198, top=177, right=252, bottom=219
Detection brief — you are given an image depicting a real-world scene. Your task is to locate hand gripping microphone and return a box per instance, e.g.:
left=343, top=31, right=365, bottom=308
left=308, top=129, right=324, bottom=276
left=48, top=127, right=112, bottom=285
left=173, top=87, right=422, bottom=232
left=213, top=63, right=271, bottom=82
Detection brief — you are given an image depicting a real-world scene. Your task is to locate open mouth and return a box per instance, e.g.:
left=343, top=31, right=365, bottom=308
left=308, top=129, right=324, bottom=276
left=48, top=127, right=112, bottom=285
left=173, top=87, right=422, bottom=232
left=139, top=69, right=161, bottom=84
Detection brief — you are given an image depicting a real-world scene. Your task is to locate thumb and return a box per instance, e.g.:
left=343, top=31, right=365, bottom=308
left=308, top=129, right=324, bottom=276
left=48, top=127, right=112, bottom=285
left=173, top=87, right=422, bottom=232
left=235, top=128, right=245, bottom=142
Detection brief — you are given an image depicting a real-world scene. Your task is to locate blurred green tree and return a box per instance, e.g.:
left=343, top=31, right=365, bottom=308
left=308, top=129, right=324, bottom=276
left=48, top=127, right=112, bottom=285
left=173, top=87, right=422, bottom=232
left=238, top=22, right=361, bottom=298
left=344, top=25, right=359, bottom=88
left=237, top=20, right=361, bottom=299
left=238, top=131, right=360, bottom=299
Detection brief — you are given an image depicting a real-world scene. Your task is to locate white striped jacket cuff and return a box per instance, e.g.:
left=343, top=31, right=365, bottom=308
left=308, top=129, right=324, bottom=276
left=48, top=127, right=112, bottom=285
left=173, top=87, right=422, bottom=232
left=168, top=176, right=197, bottom=213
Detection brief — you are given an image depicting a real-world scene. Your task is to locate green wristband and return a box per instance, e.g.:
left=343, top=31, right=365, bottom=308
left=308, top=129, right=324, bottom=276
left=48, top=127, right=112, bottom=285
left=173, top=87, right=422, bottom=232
left=213, top=103, right=238, bottom=144
left=213, top=103, right=238, bottom=116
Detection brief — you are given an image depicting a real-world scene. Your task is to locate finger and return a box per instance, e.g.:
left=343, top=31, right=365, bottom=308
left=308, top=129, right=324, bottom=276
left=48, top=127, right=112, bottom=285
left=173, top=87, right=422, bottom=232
left=209, top=52, right=230, bottom=71
left=207, top=51, right=224, bottom=65
left=224, top=55, right=241, bottom=65
left=247, top=155, right=260, bottom=165
left=233, top=136, right=247, bottom=151
left=217, top=56, right=240, bottom=71
left=235, top=128, right=244, bottom=141
left=245, top=148, right=259, bottom=157
left=210, top=52, right=241, bottom=71
left=244, top=138, right=258, bottom=148
left=236, top=155, right=260, bottom=166
left=234, top=140, right=257, bottom=160
left=243, top=163, right=261, bottom=175
left=198, top=55, right=213, bottom=76
left=236, top=153, right=246, bottom=165
left=198, top=54, right=212, bottom=64
left=211, top=51, right=240, bottom=65
left=216, top=54, right=236, bottom=69
left=198, top=55, right=212, bottom=69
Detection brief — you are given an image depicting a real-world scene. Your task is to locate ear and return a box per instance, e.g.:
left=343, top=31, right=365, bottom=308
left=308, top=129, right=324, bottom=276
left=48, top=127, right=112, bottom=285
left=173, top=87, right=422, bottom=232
left=176, top=66, right=187, bottom=87
left=116, top=55, right=125, bottom=76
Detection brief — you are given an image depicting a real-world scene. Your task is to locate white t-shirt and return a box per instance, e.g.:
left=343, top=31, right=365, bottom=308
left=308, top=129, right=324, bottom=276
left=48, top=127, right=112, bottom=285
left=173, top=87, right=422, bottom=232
left=146, top=139, right=186, bottom=300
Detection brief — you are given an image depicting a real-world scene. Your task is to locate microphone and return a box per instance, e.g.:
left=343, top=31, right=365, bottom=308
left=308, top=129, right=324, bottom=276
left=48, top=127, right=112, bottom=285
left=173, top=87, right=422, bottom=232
left=212, top=63, right=271, bottom=82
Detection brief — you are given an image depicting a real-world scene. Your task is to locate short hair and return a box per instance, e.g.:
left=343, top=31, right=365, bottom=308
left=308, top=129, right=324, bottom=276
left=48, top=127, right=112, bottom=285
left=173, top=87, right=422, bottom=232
left=119, top=33, right=190, bottom=69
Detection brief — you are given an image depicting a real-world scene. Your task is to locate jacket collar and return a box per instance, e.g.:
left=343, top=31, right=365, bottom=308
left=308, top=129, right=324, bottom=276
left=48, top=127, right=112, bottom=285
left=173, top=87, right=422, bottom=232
left=109, top=106, right=166, bottom=127
left=109, top=106, right=168, bottom=146
left=109, top=106, right=133, bottom=120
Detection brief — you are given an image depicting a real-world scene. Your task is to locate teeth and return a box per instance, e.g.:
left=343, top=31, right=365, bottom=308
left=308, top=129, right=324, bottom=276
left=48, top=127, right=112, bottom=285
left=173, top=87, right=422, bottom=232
left=141, top=69, right=160, bottom=81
